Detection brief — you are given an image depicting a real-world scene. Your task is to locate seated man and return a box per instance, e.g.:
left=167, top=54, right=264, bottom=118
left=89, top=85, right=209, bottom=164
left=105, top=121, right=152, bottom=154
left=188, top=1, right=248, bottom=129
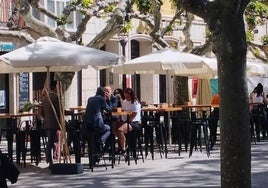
left=82, top=87, right=113, bottom=153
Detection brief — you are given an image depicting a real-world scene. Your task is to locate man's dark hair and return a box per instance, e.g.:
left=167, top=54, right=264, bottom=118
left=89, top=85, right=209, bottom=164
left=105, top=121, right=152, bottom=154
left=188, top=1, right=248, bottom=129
left=49, top=80, right=57, bottom=90
left=96, top=87, right=105, bottom=96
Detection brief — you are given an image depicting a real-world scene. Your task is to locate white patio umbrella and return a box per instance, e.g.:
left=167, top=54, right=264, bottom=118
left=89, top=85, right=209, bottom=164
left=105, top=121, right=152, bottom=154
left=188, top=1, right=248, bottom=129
left=0, top=36, right=124, bottom=74
left=113, top=48, right=216, bottom=106
left=0, top=36, right=124, bottom=92
left=195, top=78, right=212, bottom=105
left=246, top=59, right=268, bottom=77
left=113, top=48, right=217, bottom=78
left=195, top=58, right=268, bottom=105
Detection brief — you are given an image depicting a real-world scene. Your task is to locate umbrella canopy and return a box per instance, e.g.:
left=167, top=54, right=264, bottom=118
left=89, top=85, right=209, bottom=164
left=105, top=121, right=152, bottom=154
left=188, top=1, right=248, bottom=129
left=0, top=36, right=124, bottom=73
left=196, top=78, right=212, bottom=105
left=113, top=48, right=216, bottom=78
left=246, top=59, right=268, bottom=77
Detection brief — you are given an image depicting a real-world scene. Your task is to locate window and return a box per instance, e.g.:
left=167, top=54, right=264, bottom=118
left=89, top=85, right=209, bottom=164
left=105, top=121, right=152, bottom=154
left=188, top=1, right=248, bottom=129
left=45, top=0, right=83, bottom=31
left=131, top=40, right=141, bottom=100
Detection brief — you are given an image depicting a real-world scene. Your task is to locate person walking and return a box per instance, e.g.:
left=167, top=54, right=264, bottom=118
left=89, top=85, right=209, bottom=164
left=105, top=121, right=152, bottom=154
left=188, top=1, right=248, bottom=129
left=40, top=80, right=61, bottom=167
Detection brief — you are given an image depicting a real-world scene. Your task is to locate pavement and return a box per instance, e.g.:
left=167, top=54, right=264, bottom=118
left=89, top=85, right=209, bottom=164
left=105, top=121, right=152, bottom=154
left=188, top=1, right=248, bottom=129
left=1, top=140, right=268, bottom=188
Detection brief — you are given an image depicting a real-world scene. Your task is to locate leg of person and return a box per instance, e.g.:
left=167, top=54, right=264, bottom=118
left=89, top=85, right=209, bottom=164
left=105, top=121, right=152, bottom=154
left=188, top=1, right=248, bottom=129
left=53, top=130, right=61, bottom=160
left=117, top=123, right=133, bottom=151
left=46, top=129, right=57, bottom=166
left=95, top=124, right=110, bottom=153
left=0, top=180, right=7, bottom=188
left=210, top=119, right=218, bottom=149
left=100, top=124, right=111, bottom=144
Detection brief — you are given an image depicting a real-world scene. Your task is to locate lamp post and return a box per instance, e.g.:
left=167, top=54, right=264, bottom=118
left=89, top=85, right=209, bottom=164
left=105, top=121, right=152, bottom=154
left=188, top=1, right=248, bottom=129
left=119, top=37, right=128, bottom=90
left=118, top=12, right=129, bottom=89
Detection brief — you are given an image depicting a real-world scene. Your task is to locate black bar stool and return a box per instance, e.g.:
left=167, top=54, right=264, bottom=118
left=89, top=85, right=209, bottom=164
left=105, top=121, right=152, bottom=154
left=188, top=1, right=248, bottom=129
left=189, top=111, right=210, bottom=157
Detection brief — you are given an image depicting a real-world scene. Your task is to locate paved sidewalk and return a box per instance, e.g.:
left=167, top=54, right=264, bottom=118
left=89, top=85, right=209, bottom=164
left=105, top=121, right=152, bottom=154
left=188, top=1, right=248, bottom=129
left=2, top=141, right=268, bottom=188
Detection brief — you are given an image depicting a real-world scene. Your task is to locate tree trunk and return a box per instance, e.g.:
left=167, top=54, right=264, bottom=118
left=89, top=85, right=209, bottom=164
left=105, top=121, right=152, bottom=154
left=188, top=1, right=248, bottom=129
left=173, top=76, right=189, bottom=105
left=211, top=12, right=251, bottom=188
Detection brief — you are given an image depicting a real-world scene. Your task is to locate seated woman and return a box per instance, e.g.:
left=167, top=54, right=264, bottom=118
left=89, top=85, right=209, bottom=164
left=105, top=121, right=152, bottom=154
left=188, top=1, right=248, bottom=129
left=112, top=88, right=141, bottom=154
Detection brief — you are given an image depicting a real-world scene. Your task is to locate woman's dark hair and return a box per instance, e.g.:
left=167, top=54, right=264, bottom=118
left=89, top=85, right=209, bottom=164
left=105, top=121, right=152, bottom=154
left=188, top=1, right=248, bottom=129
left=96, top=87, right=105, bottom=97
left=124, top=88, right=138, bottom=103
left=256, top=83, right=263, bottom=97
left=113, top=88, right=125, bottom=107
left=114, top=88, right=124, bottom=98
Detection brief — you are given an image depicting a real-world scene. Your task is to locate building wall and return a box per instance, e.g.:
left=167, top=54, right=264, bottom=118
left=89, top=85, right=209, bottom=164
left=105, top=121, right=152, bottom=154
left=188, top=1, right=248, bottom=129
left=3, top=1, right=267, bottom=111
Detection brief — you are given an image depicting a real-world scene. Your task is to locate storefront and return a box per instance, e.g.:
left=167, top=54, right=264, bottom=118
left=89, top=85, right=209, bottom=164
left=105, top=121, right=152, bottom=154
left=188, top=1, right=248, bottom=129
left=0, top=42, right=14, bottom=113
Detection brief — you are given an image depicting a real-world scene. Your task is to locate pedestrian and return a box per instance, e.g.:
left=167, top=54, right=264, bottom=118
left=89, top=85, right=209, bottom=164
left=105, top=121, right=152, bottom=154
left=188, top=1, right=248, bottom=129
left=249, top=83, right=268, bottom=140
left=40, top=80, right=61, bottom=167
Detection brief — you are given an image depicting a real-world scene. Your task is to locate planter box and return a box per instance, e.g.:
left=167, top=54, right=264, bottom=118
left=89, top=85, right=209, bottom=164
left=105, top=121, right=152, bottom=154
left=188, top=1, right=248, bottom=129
left=50, top=163, right=84, bottom=175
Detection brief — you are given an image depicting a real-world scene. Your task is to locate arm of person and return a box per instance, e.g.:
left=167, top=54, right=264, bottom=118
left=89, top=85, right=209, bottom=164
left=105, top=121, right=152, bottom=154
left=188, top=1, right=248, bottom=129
left=262, top=92, right=268, bottom=104
left=249, top=92, right=254, bottom=103
left=128, top=111, right=137, bottom=122
left=110, top=95, right=119, bottom=108
left=101, top=97, right=112, bottom=112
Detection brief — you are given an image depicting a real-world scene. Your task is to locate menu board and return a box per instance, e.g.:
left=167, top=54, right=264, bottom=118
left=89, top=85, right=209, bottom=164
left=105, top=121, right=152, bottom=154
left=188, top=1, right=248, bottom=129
left=18, top=73, right=29, bottom=109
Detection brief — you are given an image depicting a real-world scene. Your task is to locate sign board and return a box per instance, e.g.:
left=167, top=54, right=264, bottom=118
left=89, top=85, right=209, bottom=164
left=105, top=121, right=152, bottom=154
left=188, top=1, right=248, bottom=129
left=0, top=42, right=14, bottom=51
left=18, top=72, right=29, bottom=110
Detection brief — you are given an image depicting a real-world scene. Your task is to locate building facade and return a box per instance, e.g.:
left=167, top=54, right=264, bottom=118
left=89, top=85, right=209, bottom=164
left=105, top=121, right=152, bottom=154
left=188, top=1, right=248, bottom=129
left=0, top=0, right=266, bottom=114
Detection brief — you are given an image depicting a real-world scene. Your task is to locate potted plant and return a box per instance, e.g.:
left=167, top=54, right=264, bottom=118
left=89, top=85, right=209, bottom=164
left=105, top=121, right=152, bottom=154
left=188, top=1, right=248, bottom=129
left=19, top=101, right=33, bottom=113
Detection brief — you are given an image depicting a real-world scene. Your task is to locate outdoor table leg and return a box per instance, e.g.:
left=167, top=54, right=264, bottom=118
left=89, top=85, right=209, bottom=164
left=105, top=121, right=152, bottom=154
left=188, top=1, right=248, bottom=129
left=126, top=120, right=130, bottom=166
left=110, top=134, right=115, bottom=168
left=6, top=130, right=14, bottom=161
left=73, top=130, right=81, bottom=163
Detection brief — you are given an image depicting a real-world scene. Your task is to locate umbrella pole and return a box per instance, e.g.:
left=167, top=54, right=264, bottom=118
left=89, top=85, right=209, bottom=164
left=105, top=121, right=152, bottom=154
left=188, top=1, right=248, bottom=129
left=166, top=71, right=172, bottom=145
left=57, top=82, right=71, bottom=163
left=46, top=66, right=50, bottom=92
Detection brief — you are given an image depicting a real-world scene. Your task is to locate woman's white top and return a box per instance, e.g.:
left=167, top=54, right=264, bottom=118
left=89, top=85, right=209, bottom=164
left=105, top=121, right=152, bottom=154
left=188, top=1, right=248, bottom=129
left=252, top=93, right=264, bottom=104
left=121, top=100, right=141, bottom=122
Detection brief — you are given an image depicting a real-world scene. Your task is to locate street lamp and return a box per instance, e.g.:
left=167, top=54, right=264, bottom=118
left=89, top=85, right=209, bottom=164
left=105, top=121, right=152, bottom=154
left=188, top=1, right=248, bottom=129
left=118, top=16, right=129, bottom=90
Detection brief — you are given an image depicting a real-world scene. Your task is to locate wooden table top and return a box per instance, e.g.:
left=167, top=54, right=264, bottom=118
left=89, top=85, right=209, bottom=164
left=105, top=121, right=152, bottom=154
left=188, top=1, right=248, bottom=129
left=112, top=111, right=132, bottom=116
left=142, top=106, right=182, bottom=112
left=69, top=107, right=86, bottom=111
left=0, top=113, right=11, bottom=118
left=0, top=113, right=38, bottom=118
